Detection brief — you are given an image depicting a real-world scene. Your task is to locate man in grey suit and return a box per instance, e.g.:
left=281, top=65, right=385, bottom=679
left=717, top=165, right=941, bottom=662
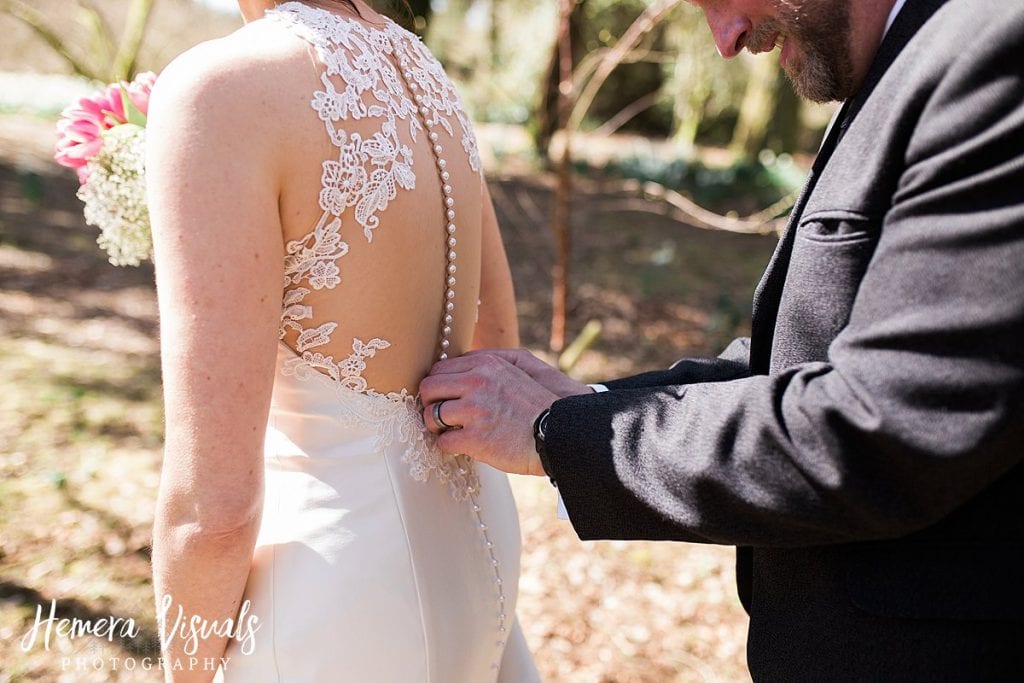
left=422, top=0, right=1024, bottom=678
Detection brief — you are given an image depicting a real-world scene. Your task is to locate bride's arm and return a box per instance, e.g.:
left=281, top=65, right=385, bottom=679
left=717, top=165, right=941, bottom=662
left=472, top=181, right=519, bottom=349
left=146, top=43, right=284, bottom=680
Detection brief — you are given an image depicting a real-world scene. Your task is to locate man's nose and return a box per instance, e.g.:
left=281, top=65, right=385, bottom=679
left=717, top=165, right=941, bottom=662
left=704, top=7, right=752, bottom=58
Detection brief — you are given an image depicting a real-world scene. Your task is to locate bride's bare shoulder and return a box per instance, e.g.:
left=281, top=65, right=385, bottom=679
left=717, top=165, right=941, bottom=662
left=150, top=18, right=312, bottom=129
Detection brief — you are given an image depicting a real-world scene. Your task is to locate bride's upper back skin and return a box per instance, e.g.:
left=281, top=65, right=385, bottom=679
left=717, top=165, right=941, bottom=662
left=147, top=0, right=516, bottom=403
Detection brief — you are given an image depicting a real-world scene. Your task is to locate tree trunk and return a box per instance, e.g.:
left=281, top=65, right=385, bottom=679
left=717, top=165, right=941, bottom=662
left=489, top=0, right=500, bottom=72
left=532, top=0, right=585, bottom=167
left=730, top=55, right=778, bottom=159
left=111, top=0, right=155, bottom=81
left=667, top=20, right=711, bottom=154
left=730, top=55, right=802, bottom=160
left=550, top=0, right=575, bottom=353
left=769, top=75, right=800, bottom=152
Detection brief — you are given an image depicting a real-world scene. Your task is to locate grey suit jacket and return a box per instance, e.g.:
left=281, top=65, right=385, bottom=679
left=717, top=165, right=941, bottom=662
left=545, top=0, right=1024, bottom=678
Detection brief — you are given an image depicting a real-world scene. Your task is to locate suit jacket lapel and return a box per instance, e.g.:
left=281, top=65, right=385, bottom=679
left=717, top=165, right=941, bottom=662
left=747, top=0, right=951, bottom=374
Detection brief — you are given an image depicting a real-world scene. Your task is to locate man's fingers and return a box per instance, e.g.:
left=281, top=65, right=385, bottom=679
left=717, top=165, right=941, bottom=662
left=474, top=349, right=558, bottom=381
left=419, top=371, right=471, bottom=404
left=428, top=353, right=500, bottom=376
left=436, top=428, right=473, bottom=457
left=423, top=353, right=531, bottom=403
left=422, top=398, right=469, bottom=435
left=462, top=348, right=525, bottom=361
left=465, top=348, right=546, bottom=371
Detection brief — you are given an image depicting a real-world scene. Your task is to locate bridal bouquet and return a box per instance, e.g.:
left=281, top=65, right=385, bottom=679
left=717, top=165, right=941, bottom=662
left=54, top=72, right=157, bottom=266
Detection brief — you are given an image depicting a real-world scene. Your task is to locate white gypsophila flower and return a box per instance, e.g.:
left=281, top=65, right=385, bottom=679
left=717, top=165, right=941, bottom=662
left=77, top=124, right=151, bottom=267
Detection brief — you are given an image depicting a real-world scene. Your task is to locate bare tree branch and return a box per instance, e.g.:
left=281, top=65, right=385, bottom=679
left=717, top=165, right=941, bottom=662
left=593, top=90, right=663, bottom=137
left=569, top=0, right=685, bottom=131
left=0, top=0, right=99, bottom=80
left=75, top=0, right=117, bottom=71
left=607, top=178, right=797, bottom=235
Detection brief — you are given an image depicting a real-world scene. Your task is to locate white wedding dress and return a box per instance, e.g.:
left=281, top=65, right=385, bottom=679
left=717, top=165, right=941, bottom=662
left=216, top=4, right=538, bottom=681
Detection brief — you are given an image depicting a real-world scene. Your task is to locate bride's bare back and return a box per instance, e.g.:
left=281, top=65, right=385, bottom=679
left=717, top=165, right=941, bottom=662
left=264, top=3, right=486, bottom=394
left=152, top=1, right=514, bottom=401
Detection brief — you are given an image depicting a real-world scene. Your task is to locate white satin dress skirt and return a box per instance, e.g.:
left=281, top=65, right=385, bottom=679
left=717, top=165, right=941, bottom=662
left=217, top=344, right=539, bottom=681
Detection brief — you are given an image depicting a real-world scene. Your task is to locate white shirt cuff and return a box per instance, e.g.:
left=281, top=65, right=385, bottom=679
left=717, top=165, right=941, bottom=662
left=588, top=383, right=609, bottom=393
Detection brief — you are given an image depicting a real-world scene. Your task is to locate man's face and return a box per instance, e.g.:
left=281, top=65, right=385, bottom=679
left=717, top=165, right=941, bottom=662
left=692, top=0, right=860, bottom=103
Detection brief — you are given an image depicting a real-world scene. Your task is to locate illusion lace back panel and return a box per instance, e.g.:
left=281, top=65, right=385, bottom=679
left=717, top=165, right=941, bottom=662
left=271, top=2, right=484, bottom=396
left=215, top=4, right=539, bottom=682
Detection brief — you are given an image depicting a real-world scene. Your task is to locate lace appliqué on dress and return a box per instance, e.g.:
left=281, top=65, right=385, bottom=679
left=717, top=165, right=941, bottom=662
left=267, top=2, right=482, bottom=500
left=281, top=356, right=480, bottom=501
left=386, top=402, right=482, bottom=503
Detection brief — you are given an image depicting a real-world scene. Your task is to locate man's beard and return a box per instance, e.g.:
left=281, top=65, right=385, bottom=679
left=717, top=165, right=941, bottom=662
left=748, top=1, right=856, bottom=103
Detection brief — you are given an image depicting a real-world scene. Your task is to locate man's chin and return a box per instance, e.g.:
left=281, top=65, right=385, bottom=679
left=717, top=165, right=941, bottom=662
left=784, top=61, right=847, bottom=104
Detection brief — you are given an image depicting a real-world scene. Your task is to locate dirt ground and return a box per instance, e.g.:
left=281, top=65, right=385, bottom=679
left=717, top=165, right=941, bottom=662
left=0, top=114, right=781, bottom=682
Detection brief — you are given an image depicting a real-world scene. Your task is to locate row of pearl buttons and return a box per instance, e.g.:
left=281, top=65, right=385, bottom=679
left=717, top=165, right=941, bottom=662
left=398, top=43, right=509, bottom=674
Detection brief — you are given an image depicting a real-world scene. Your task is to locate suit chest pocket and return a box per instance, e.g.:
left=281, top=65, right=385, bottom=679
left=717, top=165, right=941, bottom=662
left=771, top=210, right=879, bottom=369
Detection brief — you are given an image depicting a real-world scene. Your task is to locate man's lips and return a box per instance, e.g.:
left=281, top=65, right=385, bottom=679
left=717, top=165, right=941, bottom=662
left=749, top=32, right=783, bottom=55
left=751, top=32, right=794, bottom=69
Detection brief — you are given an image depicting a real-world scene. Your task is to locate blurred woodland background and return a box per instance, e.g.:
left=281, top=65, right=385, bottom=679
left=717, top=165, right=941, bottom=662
left=0, top=0, right=836, bottom=680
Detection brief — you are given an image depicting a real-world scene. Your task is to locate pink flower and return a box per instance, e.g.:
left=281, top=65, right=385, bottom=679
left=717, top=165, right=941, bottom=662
left=54, top=71, right=157, bottom=183
left=55, top=96, right=113, bottom=182
left=102, top=82, right=129, bottom=125
left=126, top=71, right=157, bottom=116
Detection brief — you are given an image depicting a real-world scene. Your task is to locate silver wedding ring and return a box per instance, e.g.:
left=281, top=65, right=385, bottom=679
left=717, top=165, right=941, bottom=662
left=432, top=400, right=455, bottom=432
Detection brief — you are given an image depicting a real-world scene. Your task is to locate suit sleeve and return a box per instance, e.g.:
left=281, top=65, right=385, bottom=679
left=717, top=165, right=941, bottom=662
left=600, top=337, right=751, bottom=391
left=547, top=14, right=1024, bottom=547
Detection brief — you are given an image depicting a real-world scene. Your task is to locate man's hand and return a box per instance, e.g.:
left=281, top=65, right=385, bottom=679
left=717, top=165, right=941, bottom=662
left=465, top=348, right=594, bottom=399
left=420, top=351, right=576, bottom=476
